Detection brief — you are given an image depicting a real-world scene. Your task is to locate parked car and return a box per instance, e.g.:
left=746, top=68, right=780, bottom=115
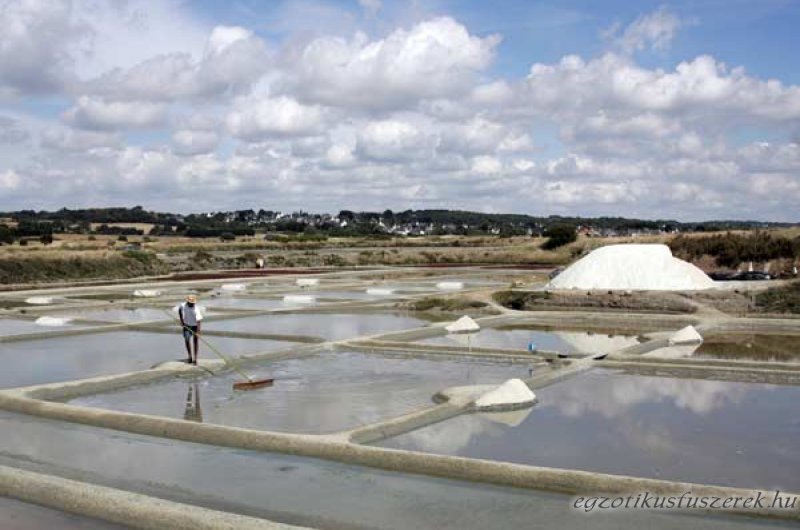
left=730, top=271, right=771, bottom=281
left=708, top=271, right=734, bottom=281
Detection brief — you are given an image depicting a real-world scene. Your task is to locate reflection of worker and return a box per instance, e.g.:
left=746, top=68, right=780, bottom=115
left=178, top=295, right=203, bottom=364
left=183, top=383, right=203, bottom=422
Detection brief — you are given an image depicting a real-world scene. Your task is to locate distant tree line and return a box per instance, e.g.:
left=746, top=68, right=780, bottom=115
left=669, top=232, right=800, bottom=268
left=1, top=206, right=796, bottom=240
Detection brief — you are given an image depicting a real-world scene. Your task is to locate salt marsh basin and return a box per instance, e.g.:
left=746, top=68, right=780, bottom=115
left=69, top=350, right=529, bottom=433
left=377, top=368, right=800, bottom=491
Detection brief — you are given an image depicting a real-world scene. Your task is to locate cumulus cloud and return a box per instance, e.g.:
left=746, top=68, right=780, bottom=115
left=226, top=96, right=324, bottom=139
left=522, top=53, right=800, bottom=124
left=355, top=119, right=434, bottom=161
left=358, top=0, right=382, bottom=17
left=86, top=25, right=270, bottom=101
left=63, top=96, right=167, bottom=130
left=40, top=127, right=120, bottom=151
left=3, top=3, right=800, bottom=221
left=0, top=116, right=30, bottom=144
left=282, top=17, right=500, bottom=109
left=0, top=0, right=82, bottom=96
left=605, top=7, right=683, bottom=55
left=0, top=169, right=22, bottom=189
left=171, top=130, right=220, bottom=156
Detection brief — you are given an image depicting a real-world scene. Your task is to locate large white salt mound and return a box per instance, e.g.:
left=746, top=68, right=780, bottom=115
left=547, top=244, right=714, bottom=291
left=668, top=325, right=703, bottom=345
left=474, top=379, right=536, bottom=410
left=445, top=315, right=480, bottom=334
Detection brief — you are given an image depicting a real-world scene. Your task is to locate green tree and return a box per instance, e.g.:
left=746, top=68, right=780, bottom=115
left=541, top=224, right=577, bottom=250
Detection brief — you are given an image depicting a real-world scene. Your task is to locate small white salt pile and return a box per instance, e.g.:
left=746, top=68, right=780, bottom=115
left=283, top=294, right=316, bottom=304
left=667, top=325, right=703, bottom=346
left=436, top=281, right=464, bottom=291
left=547, top=244, right=714, bottom=291
left=555, top=332, right=640, bottom=355
left=35, top=316, right=71, bottom=326
left=643, top=343, right=701, bottom=359
left=133, top=289, right=161, bottom=297
left=25, top=297, right=53, bottom=305
left=366, top=288, right=395, bottom=296
left=296, top=278, right=320, bottom=288
left=474, top=379, right=536, bottom=411
left=221, top=283, right=246, bottom=292
left=445, top=315, right=480, bottom=334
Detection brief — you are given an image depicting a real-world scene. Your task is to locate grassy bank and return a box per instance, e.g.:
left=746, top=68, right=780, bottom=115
left=0, top=251, right=170, bottom=285
left=493, top=290, right=698, bottom=313
left=755, top=281, right=800, bottom=314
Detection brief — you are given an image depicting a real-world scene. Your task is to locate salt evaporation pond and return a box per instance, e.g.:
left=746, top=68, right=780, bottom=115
left=70, top=351, right=528, bottom=433
left=53, top=307, right=181, bottom=323
left=313, top=290, right=397, bottom=300
left=695, top=334, right=800, bottom=363
left=377, top=368, right=800, bottom=491
left=203, top=312, right=430, bottom=341
left=0, top=412, right=781, bottom=530
left=0, top=317, right=84, bottom=336
left=0, top=331, right=296, bottom=388
left=417, top=326, right=643, bottom=355
left=201, top=297, right=287, bottom=311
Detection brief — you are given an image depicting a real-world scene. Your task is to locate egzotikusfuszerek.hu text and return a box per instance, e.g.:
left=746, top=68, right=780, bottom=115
left=573, top=490, right=797, bottom=513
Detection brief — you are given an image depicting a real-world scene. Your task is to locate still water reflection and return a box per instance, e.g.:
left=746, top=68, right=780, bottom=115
left=378, top=368, right=800, bottom=491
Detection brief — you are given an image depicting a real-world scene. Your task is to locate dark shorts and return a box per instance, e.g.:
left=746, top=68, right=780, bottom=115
left=183, top=325, right=199, bottom=340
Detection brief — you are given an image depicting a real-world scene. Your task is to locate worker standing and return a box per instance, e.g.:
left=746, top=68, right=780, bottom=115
left=178, top=295, right=203, bottom=364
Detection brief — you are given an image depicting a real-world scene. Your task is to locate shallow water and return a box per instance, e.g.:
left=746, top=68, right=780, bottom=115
left=377, top=368, right=800, bottom=491
left=204, top=312, right=430, bottom=340
left=418, top=326, right=642, bottom=354
left=696, top=334, right=800, bottom=362
left=0, top=412, right=785, bottom=530
left=70, top=351, right=528, bottom=433
left=53, top=307, right=177, bottom=323
left=0, top=317, right=82, bottom=336
left=312, top=289, right=399, bottom=300
left=0, top=331, right=296, bottom=388
left=201, top=297, right=287, bottom=310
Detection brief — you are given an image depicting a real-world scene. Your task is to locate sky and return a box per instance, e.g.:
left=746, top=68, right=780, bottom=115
left=1, top=0, right=799, bottom=221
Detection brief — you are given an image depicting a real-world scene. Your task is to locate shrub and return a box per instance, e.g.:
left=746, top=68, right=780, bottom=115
left=541, top=224, right=577, bottom=250
left=669, top=231, right=800, bottom=268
